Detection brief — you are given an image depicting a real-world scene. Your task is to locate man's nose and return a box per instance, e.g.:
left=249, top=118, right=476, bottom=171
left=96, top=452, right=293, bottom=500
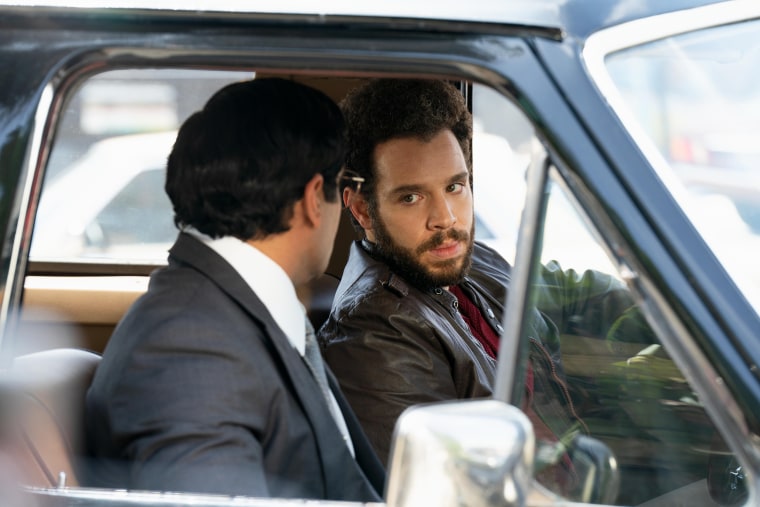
left=427, top=195, right=457, bottom=230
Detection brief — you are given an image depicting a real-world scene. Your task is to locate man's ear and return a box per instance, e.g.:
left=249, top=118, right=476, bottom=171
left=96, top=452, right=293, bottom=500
left=302, top=173, right=324, bottom=228
left=343, top=186, right=372, bottom=230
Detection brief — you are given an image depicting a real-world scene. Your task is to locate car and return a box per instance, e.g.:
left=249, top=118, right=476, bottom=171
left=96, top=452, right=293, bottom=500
left=1, top=1, right=759, bottom=506
left=31, top=131, right=178, bottom=262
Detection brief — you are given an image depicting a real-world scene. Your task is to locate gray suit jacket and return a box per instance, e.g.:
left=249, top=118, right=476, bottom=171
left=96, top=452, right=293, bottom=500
left=84, top=233, right=384, bottom=501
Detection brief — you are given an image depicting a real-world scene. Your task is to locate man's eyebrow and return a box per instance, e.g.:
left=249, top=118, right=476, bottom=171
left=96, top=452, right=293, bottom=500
left=388, top=171, right=470, bottom=196
left=388, top=183, right=425, bottom=196
left=448, top=171, right=469, bottom=184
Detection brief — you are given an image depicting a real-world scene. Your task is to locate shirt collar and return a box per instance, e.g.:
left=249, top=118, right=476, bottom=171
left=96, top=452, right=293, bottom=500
left=184, top=228, right=306, bottom=354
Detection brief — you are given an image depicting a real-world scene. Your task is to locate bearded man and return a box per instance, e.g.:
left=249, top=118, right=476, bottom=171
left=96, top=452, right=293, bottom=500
left=318, top=80, right=639, bottom=494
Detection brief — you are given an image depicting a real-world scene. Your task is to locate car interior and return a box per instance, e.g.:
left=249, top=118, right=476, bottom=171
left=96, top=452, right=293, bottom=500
left=19, top=73, right=376, bottom=356
left=11, top=71, right=452, bottom=491
left=6, top=66, right=740, bottom=505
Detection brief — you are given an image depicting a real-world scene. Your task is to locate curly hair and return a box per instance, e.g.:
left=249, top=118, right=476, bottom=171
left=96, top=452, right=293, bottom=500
left=340, top=79, right=472, bottom=203
left=166, top=78, right=346, bottom=240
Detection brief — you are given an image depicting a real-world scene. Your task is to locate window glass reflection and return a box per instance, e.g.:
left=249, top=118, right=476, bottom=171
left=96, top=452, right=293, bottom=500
left=605, top=20, right=760, bottom=313
left=521, top=175, right=743, bottom=505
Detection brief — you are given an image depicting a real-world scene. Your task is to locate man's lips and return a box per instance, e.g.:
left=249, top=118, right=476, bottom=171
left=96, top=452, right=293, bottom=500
left=428, top=240, right=463, bottom=259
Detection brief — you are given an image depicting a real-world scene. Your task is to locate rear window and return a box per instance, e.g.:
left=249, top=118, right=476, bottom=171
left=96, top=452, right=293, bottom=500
left=30, top=69, right=251, bottom=264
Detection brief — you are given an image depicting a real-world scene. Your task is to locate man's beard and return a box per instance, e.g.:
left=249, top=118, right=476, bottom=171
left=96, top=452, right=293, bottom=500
left=370, top=209, right=474, bottom=291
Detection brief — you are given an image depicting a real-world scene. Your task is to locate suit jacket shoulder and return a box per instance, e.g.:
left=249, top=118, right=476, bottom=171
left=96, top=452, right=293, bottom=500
left=86, top=233, right=383, bottom=501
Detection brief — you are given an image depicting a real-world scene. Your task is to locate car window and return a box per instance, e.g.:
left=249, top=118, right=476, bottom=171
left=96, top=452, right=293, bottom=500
left=518, top=168, right=746, bottom=505
left=30, top=69, right=252, bottom=264
left=602, top=19, right=760, bottom=316
left=471, top=83, right=531, bottom=266
left=31, top=74, right=528, bottom=268
left=89, top=168, right=175, bottom=250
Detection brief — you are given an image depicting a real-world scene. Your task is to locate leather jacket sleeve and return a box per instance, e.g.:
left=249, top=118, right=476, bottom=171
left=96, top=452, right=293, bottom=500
left=320, top=289, right=494, bottom=464
left=319, top=242, right=500, bottom=464
left=323, top=299, right=456, bottom=462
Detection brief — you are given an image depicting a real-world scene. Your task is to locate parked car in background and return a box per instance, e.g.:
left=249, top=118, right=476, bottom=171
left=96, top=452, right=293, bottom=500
left=32, top=131, right=177, bottom=261
left=1, top=1, right=759, bottom=506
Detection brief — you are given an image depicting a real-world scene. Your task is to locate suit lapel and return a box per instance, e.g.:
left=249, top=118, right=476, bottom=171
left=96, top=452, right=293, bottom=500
left=168, top=233, right=381, bottom=498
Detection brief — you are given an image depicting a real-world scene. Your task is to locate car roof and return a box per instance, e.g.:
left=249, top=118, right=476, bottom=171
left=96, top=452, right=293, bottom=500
left=0, top=0, right=733, bottom=40
left=2, top=0, right=562, bottom=27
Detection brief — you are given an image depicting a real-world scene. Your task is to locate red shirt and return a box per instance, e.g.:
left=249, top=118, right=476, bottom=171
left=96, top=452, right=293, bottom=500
left=448, top=284, right=576, bottom=493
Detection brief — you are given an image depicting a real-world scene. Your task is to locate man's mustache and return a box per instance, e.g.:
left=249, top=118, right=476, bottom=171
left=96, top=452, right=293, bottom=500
left=415, top=228, right=470, bottom=255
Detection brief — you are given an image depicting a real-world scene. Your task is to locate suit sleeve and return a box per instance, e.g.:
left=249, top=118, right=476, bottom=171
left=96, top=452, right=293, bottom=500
left=108, top=313, right=272, bottom=496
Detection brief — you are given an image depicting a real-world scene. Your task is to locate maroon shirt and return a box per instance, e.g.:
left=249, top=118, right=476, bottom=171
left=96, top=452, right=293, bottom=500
left=449, top=285, right=574, bottom=489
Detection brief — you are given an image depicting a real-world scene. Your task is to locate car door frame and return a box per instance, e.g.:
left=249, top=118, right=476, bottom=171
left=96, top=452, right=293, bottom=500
left=499, top=2, right=760, bottom=500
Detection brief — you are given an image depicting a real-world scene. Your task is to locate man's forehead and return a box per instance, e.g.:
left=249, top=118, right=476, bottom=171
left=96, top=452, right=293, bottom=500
left=373, top=135, right=468, bottom=190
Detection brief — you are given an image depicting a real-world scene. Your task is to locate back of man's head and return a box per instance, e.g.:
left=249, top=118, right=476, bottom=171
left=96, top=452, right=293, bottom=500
left=166, top=77, right=346, bottom=240
left=340, top=79, right=472, bottom=198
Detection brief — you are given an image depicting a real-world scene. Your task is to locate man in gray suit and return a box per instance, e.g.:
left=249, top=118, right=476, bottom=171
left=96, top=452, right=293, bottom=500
left=84, top=78, right=384, bottom=501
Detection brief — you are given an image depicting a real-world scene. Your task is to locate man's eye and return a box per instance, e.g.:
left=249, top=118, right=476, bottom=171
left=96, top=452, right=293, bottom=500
left=401, top=194, right=421, bottom=204
left=447, top=182, right=465, bottom=193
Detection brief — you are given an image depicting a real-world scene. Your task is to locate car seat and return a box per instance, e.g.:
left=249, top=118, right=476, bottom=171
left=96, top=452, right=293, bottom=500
left=10, top=348, right=101, bottom=488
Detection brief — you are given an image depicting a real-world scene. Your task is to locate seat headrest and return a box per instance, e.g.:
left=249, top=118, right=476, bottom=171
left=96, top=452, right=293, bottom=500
left=11, top=348, right=101, bottom=487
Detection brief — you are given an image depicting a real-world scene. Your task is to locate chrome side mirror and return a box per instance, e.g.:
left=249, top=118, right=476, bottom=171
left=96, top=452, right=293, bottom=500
left=385, top=399, right=534, bottom=507
left=565, top=434, right=620, bottom=504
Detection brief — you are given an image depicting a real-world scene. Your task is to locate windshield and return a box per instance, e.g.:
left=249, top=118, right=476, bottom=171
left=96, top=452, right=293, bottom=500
left=603, top=18, right=760, bottom=314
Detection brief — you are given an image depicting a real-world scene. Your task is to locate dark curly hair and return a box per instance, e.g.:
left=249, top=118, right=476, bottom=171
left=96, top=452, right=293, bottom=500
left=166, top=78, right=346, bottom=240
left=340, top=79, right=472, bottom=231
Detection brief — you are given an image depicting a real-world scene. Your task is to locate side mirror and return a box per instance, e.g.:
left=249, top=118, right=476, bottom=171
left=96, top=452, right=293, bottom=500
left=385, top=400, right=535, bottom=507
left=385, top=399, right=621, bottom=506
left=566, top=434, right=620, bottom=504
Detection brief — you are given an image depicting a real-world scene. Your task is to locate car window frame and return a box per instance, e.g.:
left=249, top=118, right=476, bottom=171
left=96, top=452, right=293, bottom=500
left=1, top=17, right=561, bottom=505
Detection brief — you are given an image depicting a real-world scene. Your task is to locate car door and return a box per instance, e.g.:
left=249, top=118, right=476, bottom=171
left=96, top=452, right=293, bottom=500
left=491, top=3, right=760, bottom=506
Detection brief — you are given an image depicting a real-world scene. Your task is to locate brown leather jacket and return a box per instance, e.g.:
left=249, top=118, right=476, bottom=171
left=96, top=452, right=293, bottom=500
left=319, top=241, right=597, bottom=463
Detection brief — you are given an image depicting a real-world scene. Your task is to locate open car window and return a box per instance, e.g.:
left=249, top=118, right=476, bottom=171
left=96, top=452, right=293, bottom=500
left=23, top=71, right=539, bottom=308
left=30, top=72, right=532, bottom=270
left=20, top=62, right=554, bottom=493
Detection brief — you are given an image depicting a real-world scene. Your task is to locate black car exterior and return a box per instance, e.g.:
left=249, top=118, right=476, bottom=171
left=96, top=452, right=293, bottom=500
left=0, top=1, right=758, bottom=506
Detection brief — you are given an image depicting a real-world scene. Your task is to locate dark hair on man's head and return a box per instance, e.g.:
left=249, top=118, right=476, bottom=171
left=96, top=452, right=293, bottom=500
left=166, top=77, right=346, bottom=240
left=340, top=79, right=472, bottom=200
